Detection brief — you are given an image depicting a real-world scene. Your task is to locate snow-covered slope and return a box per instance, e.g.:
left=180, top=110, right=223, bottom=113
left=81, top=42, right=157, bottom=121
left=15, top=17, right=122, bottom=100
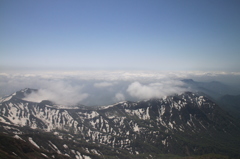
left=0, top=89, right=239, bottom=159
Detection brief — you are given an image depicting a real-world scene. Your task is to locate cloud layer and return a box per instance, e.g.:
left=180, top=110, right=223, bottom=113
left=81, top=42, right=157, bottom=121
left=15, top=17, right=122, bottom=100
left=23, top=84, right=88, bottom=106
left=127, top=81, right=187, bottom=100
left=1, top=70, right=240, bottom=106
left=94, top=82, right=116, bottom=88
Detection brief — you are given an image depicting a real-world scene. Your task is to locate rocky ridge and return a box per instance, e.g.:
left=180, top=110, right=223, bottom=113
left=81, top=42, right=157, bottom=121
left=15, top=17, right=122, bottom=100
left=0, top=88, right=239, bottom=159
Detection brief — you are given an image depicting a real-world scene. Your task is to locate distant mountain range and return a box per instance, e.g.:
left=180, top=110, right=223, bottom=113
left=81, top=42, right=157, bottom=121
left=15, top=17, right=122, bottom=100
left=181, top=79, right=240, bottom=99
left=0, top=88, right=240, bottom=158
left=181, top=79, right=240, bottom=119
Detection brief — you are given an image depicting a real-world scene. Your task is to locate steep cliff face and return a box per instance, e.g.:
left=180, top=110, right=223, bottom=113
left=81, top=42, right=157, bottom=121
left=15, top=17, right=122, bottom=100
left=0, top=89, right=239, bottom=159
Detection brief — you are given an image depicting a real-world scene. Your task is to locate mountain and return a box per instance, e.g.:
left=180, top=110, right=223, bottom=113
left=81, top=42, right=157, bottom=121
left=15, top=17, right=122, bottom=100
left=0, top=88, right=240, bottom=159
left=181, top=79, right=240, bottom=119
left=182, top=79, right=240, bottom=99
left=217, top=94, right=240, bottom=120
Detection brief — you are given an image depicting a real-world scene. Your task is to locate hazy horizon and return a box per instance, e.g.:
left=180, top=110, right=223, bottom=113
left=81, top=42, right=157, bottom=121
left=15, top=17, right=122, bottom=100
left=1, top=70, right=240, bottom=106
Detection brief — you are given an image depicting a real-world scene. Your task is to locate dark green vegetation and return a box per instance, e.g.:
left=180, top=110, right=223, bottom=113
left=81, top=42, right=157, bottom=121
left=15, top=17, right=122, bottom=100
left=217, top=94, right=240, bottom=120
left=0, top=133, right=69, bottom=159
left=0, top=89, right=240, bottom=158
left=0, top=132, right=233, bottom=159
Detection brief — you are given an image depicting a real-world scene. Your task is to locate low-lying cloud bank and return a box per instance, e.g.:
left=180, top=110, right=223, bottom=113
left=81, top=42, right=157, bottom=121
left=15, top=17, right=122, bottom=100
left=0, top=71, right=240, bottom=106
left=127, top=81, right=187, bottom=100
left=23, top=86, right=88, bottom=106
left=94, top=82, right=116, bottom=88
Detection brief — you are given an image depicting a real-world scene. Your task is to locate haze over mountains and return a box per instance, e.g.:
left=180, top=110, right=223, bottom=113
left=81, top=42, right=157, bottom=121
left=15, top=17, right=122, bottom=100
left=1, top=71, right=240, bottom=106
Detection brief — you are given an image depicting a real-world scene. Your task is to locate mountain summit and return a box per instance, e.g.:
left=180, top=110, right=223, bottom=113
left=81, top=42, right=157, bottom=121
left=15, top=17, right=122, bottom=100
left=0, top=89, right=240, bottom=158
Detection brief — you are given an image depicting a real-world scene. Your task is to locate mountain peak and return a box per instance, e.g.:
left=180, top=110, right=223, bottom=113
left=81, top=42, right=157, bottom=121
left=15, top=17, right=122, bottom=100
left=14, top=88, right=38, bottom=99
left=20, top=88, right=38, bottom=93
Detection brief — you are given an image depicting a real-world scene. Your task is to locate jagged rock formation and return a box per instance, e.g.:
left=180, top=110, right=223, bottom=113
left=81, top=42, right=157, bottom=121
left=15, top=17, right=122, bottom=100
left=0, top=88, right=239, bottom=159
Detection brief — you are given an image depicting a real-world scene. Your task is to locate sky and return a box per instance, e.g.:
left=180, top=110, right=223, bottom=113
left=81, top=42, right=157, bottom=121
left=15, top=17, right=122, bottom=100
left=1, top=1, right=240, bottom=105
left=1, top=0, right=240, bottom=71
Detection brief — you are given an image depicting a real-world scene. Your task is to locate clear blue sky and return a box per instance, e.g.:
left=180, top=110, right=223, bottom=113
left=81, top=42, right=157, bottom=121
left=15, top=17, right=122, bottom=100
left=1, top=0, right=240, bottom=71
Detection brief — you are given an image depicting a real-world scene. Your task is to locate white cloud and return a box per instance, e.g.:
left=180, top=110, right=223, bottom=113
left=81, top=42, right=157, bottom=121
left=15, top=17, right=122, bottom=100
left=93, top=82, right=115, bottom=88
left=24, top=89, right=88, bottom=105
left=127, top=81, right=187, bottom=100
left=114, top=93, right=125, bottom=102
left=1, top=70, right=240, bottom=106
left=23, top=81, right=88, bottom=105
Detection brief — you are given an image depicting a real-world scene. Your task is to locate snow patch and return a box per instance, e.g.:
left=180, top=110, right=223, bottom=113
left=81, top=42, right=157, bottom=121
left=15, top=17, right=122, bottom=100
left=83, top=155, right=91, bottom=159
left=29, top=137, right=40, bottom=149
left=63, top=144, right=68, bottom=149
left=99, top=101, right=125, bottom=110
left=48, top=141, right=61, bottom=154
left=0, top=95, right=12, bottom=102
left=76, top=151, right=83, bottom=159
left=133, top=123, right=139, bottom=132
left=91, top=149, right=101, bottom=155
left=162, top=139, right=166, bottom=145
left=0, top=117, right=11, bottom=124
left=13, top=135, right=25, bottom=142
left=125, top=107, right=150, bottom=120
left=168, top=122, right=173, bottom=129
left=41, top=153, right=48, bottom=158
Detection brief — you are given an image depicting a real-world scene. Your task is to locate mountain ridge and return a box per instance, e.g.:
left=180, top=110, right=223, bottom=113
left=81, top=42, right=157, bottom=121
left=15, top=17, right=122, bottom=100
left=0, top=88, right=240, bottom=158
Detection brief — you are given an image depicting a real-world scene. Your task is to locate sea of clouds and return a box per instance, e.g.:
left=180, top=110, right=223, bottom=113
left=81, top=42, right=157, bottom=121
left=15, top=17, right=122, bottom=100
left=0, top=70, right=240, bottom=106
